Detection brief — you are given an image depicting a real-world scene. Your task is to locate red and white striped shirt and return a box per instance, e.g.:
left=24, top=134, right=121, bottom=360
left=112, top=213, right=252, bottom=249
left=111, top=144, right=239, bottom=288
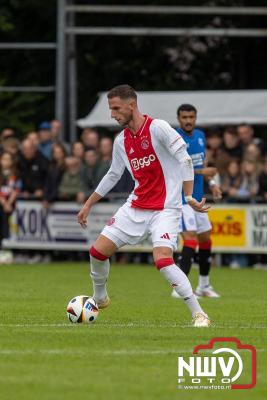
left=95, top=116, right=192, bottom=210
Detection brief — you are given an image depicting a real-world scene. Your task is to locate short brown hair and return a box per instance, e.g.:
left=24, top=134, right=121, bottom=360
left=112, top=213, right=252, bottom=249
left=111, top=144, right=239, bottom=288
left=107, top=84, right=137, bottom=101
left=223, top=125, right=237, bottom=135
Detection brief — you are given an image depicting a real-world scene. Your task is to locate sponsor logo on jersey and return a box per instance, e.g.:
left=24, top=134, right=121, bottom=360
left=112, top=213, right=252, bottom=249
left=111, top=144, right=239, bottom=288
left=129, top=147, right=134, bottom=154
left=131, top=154, right=156, bottom=170
left=141, top=139, right=149, bottom=150
left=191, top=152, right=205, bottom=167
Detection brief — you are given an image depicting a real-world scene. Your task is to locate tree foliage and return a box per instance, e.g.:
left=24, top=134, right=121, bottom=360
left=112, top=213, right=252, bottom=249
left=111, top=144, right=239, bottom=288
left=0, top=0, right=266, bottom=133
left=0, top=0, right=55, bottom=134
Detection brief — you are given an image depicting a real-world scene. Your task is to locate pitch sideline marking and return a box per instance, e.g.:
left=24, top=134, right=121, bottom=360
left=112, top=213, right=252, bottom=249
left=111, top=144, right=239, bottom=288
left=0, top=349, right=190, bottom=355
left=0, top=323, right=266, bottom=329
left=0, top=348, right=266, bottom=356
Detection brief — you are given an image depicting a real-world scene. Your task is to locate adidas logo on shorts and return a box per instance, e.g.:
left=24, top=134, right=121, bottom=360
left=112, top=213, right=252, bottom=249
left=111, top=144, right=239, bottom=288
left=160, top=233, right=170, bottom=239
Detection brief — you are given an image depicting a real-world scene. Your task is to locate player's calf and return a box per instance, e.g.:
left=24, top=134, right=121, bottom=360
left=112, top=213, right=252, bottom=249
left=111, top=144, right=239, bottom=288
left=89, top=246, right=110, bottom=305
left=155, top=256, right=210, bottom=326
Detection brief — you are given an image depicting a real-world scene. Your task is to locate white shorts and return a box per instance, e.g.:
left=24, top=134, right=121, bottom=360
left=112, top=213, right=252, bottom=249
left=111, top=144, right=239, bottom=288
left=101, top=203, right=181, bottom=251
left=178, top=204, right=212, bottom=234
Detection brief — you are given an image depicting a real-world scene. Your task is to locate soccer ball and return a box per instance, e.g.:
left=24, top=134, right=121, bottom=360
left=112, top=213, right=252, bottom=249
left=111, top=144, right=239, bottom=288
left=66, top=295, right=99, bottom=324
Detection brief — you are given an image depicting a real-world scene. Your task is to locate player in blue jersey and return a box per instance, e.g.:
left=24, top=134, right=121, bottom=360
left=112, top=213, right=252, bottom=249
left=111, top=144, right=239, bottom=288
left=172, top=104, right=222, bottom=298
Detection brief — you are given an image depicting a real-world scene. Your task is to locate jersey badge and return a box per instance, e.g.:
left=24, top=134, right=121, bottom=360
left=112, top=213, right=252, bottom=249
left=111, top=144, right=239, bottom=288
left=141, top=139, right=149, bottom=150
left=106, top=217, right=115, bottom=226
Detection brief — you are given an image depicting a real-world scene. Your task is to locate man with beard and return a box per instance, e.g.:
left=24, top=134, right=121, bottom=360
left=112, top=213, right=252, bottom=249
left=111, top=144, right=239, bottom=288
left=171, top=104, right=222, bottom=299
left=77, top=85, right=211, bottom=327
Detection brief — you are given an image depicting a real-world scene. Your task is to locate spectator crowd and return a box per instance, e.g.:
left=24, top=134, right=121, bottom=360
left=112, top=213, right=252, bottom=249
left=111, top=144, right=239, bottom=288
left=0, top=119, right=266, bottom=262
left=205, top=124, right=267, bottom=202
left=0, top=120, right=135, bottom=254
left=0, top=121, right=135, bottom=207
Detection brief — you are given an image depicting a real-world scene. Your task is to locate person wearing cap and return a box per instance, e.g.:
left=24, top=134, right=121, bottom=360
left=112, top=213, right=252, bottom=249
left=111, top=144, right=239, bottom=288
left=38, top=121, right=53, bottom=161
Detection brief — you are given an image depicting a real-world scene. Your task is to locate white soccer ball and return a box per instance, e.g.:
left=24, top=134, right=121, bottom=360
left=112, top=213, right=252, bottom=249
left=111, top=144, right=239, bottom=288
left=66, top=295, right=99, bottom=324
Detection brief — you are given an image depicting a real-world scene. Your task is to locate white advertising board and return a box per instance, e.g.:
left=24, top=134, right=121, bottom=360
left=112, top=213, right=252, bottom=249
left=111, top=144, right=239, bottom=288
left=3, top=201, right=267, bottom=254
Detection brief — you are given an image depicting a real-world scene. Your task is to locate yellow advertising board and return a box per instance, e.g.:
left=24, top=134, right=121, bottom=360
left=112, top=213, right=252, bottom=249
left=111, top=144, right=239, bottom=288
left=209, top=208, right=246, bottom=248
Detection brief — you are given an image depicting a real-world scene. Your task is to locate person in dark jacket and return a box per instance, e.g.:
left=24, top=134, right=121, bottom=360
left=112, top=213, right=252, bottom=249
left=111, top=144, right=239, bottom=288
left=18, top=139, right=48, bottom=199
left=38, top=121, right=53, bottom=161
left=222, top=126, right=243, bottom=160
left=43, top=143, right=66, bottom=207
left=77, top=148, right=101, bottom=203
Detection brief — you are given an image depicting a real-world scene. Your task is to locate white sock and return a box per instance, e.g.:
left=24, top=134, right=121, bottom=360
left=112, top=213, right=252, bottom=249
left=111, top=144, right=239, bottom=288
left=199, top=275, right=209, bottom=289
left=184, top=295, right=207, bottom=318
left=90, top=255, right=110, bottom=302
left=160, top=264, right=205, bottom=316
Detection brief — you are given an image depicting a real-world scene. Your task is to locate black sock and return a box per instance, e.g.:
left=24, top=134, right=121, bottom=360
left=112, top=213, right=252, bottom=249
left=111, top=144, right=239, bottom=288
left=199, top=248, right=211, bottom=276
left=178, top=246, right=196, bottom=276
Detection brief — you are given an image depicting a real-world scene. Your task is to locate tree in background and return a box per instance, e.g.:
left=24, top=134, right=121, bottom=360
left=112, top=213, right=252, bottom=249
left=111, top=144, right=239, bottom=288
left=0, top=0, right=55, bottom=135
left=0, top=0, right=266, bottom=134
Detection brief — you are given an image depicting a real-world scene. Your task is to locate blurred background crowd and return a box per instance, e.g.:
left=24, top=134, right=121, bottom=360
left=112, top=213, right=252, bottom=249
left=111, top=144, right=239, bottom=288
left=0, top=119, right=266, bottom=265
left=205, top=124, right=267, bottom=202
left=1, top=120, right=266, bottom=208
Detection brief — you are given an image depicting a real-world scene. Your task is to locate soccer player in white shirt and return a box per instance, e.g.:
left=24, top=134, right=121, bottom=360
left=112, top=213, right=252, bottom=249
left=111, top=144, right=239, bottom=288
left=78, top=84, right=211, bottom=327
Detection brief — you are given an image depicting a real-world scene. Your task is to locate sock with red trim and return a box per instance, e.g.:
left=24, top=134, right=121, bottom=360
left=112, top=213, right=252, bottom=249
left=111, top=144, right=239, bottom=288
left=89, top=247, right=110, bottom=302
left=198, top=240, right=212, bottom=289
left=178, top=239, right=198, bottom=276
left=156, top=258, right=205, bottom=317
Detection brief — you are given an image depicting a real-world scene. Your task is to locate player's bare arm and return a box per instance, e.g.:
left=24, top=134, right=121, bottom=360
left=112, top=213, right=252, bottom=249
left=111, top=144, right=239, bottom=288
left=203, top=161, right=222, bottom=201
left=77, top=192, right=103, bottom=229
left=155, top=120, right=211, bottom=214
left=194, top=167, right=217, bottom=177
left=173, top=144, right=210, bottom=213
left=183, top=179, right=210, bottom=213
left=180, top=158, right=211, bottom=212
left=195, top=169, right=222, bottom=200
left=78, top=132, right=126, bottom=229
left=195, top=162, right=222, bottom=201
left=209, top=182, right=222, bottom=201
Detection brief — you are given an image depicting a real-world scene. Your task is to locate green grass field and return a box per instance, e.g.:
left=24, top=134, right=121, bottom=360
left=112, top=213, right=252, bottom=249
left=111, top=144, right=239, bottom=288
left=0, top=262, right=266, bottom=400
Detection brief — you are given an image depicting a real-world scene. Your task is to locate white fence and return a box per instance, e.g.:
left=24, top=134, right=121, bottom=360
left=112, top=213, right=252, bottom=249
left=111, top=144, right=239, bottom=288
left=3, top=201, right=267, bottom=253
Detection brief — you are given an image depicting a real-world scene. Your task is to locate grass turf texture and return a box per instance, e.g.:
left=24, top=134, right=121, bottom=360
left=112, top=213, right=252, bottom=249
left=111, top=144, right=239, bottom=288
left=0, top=263, right=266, bottom=400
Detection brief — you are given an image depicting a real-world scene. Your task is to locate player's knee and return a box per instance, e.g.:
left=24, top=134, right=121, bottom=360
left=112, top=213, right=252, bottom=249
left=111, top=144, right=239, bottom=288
left=89, top=246, right=108, bottom=261
left=153, top=246, right=173, bottom=261
left=183, top=231, right=197, bottom=241
left=198, top=230, right=211, bottom=242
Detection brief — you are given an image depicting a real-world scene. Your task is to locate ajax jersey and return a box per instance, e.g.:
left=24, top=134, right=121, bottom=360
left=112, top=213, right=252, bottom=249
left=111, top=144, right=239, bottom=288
left=95, top=116, right=188, bottom=210
left=176, top=128, right=206, bottom=203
